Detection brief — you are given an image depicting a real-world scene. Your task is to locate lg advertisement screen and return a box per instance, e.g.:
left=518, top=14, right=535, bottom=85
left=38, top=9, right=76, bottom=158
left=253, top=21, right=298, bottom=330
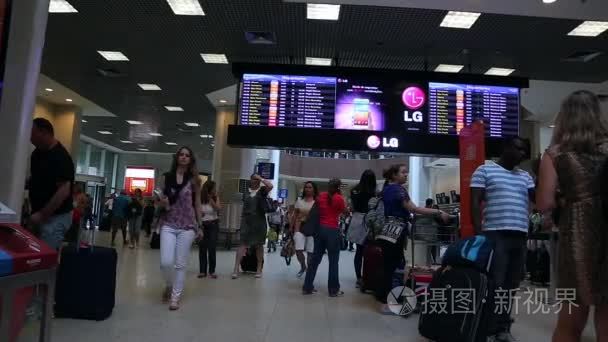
left=231, top=64, right=527, bottom=157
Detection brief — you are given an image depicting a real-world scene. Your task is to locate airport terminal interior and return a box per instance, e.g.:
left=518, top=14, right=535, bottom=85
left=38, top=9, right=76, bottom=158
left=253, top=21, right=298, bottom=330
left=1, top=0, right=608, bottom=341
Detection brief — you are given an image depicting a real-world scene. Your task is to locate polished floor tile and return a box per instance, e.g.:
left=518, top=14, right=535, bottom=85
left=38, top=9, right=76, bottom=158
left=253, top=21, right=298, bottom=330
left=18, top=231, right=597, bottom=342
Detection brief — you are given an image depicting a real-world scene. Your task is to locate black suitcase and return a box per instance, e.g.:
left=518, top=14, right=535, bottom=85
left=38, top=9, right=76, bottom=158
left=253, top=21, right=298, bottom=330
left=150, top=232, right=160, bottom=249
left=240, top=247, right=262, bottom=273
left=54, top=230, right=117, bottom=320
left=419, top=266, right=494, bottom=342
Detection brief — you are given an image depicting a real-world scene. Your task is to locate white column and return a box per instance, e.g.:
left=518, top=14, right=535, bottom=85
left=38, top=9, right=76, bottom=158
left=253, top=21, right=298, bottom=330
left=408, top=156, right=431, bottom=207
left=84, top=144, right=92, bottom=174
left=100, top=149, right=106, bottom=177
left=0, top=0, right=50, bottom=219
left=239, top=148, right=259, bottom=179
left=111, top=153, right=118, bottom=192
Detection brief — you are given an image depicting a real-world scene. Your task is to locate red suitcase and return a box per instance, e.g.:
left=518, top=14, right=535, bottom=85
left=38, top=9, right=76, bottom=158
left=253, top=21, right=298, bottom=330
left=360, top=242, right=384, bottom=294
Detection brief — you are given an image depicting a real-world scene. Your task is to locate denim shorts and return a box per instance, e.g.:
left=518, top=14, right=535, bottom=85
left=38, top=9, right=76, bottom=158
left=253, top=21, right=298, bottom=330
left=40, top=211, right=72, bottom=250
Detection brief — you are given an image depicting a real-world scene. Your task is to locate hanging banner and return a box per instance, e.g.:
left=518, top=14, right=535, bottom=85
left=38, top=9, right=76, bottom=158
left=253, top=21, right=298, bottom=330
left=459, top=120, right=485, bottom=238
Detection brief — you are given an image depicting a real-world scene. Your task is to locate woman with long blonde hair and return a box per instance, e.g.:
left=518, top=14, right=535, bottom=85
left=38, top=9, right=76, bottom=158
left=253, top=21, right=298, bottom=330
left=537, top=90, right=608, bottom=342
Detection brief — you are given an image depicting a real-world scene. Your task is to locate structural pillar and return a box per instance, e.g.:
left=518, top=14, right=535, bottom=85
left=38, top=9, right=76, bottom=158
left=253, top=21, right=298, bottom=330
left=0, top=0, right=50, bottom=220
left=408, top=156, right=432, bottom=207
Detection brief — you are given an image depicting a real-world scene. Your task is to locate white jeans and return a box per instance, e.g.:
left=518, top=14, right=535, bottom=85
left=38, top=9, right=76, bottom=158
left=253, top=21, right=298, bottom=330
left=160, top=226, right=196, bottom=300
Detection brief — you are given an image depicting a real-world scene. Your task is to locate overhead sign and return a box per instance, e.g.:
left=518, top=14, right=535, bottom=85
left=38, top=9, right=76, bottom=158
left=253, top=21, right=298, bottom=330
left=278, top=189, right=288, bottom=199
left=256, top=162, right=275, bottom=180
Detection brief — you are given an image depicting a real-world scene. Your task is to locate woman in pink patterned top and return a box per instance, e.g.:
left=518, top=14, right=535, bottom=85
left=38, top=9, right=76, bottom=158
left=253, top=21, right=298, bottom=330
left=158, top=146, right=202, bottom=311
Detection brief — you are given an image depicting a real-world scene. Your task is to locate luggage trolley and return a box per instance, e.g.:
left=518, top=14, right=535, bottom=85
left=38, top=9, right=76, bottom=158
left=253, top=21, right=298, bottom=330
left=408, top=214, right=459, bottom=303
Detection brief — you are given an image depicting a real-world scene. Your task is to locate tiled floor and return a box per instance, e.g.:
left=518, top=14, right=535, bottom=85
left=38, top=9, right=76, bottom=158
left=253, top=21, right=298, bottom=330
left=23, top=231, right=598, bottom=342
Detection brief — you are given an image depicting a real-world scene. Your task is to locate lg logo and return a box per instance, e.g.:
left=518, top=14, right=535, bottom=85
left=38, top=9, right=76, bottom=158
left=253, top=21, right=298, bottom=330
left=404, top=111, right=423, bottom=123
left=367, top=135, right=399, bottom=149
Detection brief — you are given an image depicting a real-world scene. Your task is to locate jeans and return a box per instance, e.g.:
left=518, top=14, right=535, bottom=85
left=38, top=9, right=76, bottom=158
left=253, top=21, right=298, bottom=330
left=160, top=226, right=196, bottom=301
left=303, top=227, right=341, bottom=294
left=377, top=239, right=404, bottom=303
left=111, top=216, right=128, bottom=244
left=128, top=216, right=142, bottom=244
left=485, top=230, right=527, bottom=333
left=198, top=220, right=219, bottom=274
left=354, top=243, right=365, bottom=279
left=39, top=212, right=72, bottom=250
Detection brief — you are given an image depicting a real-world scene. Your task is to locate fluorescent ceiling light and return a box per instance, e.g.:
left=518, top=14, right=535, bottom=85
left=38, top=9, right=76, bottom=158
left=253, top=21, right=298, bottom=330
left=548, top=125, right=555, bottom=128
left=165, top=142, right=178, bottom=146
left=568, top=21, right=608, bottom=37
left=45, top=88, right=53, bottom=92
left=485, top=67, right=515, bottom=76
left=200, top=134, right=210, bottom=138
left=165, top=106, right=184, bottom=111
left=201, top=53, right=229, bottom=64
left=97, top=50, right=129, bottom=61
left=126, top=120, right=144, bottom=125
left=138, top=83, right=161, bottom=91
left=98, top=131, right=112, bottom=135
left=120, top=140, right=133, bottom=144
left=148, top=132, right=163, bottom=137
left=138, top=148, right=150, bottom=152
left=165, top=0, right=205, bottom=16
left=434, top=64, right=464, bottom=73
left=219, top=99, right=227, bottom=103
left=65, top=98, right=73, bottom=102
left=307, top=4, right=340, bottom=21
left=81, top=119, right=87, bottom=123
left=306, top=57, right=332, bottom=66
left=184, top=122, right=200, bottom=127
left=49, top=0, right=78, bottom=13
left=440, top=11, right=481, bottom=29
left=543, top=0, right=557, bottom=3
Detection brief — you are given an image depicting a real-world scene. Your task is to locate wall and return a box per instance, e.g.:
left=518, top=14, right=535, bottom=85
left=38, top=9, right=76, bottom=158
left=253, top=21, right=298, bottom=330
left=32, top=99, right=81, bottom=156
left=430, top=167, right=460, bottom=198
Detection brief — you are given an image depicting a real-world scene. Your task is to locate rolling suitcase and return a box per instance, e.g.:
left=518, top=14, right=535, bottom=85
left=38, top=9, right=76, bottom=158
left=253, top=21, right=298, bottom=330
left=360, top=242, right=383, bottom=294
left=240, top=247, right=262, bottom=273
left=418, top=266, right=494, bottom=342
left=54, top=227, right=117, bottom=320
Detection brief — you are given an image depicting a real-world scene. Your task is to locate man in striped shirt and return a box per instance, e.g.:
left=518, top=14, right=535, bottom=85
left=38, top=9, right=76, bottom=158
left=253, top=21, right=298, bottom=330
left=471, top=136, right=535, bottom=342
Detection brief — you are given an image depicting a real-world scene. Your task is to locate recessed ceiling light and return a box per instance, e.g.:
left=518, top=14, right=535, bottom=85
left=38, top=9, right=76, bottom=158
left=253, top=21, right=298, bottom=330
left=306, top=57, right=332, bottom=66
left=434, top=64, right=464, bottom=73
left=219, top=99, right=227, bottom=103
left=97, top=50, right=129, bottom=61
left=165, top=0, right=205, bottom=16
left=200, top=53, right=229, bottom=64
left=65, top=98, right=73, bottom=102
left=45, top=88, right=53, bottom=92
left=81, top=119, right=88, bottom=123
left=200, top=134, right=210, bottom=138
left=184, top=122, right=200, bottom=127
left=165, top=142, right=178, bottom=146
left=98, top=131, right=112, bottom=135
left=568, top=21, right=608, bottom=37
left=148, top=132, right=163, bottom=137
left=126, top=120, right=144, bottom=125
left=485, top=67, right=515, bottom=76
left=138, top=148, right=149, bottom=152
left=549, top=125, right=555, bottom=128
left=307, top=4, right=340, bottom=21
left=542, top=0, right=557, bottom=3
left=164, top=106, right=184, bottom=111
left=120, top=140, right=133, bottom=144
left=138, top=83, right=161, bottom=91
left=49, top=0, right=78, bottom=13
left=440, top=11, right=481, bottom=29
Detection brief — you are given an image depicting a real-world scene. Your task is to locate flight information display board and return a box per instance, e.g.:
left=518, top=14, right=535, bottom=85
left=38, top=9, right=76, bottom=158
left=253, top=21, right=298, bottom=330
left=238, top=73, right=520, bottom=140
left=428, top=82, right=519, bottom=137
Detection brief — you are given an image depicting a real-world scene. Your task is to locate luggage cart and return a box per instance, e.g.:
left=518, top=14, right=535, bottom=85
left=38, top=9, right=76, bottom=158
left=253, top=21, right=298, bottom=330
left=408, top=215, right=459, bottom=301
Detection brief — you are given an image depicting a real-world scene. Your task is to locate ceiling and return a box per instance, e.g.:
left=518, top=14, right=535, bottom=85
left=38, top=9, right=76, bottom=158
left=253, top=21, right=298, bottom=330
left=40, top=0, right=608, bottom=156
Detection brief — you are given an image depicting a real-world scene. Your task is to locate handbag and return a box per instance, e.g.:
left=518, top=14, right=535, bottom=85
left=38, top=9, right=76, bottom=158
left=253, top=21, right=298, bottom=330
left=300, top=202, right=320, bottom=237
left=281, top=236, right=295, bottom=265
left=376, top=216, right=407, bottom=244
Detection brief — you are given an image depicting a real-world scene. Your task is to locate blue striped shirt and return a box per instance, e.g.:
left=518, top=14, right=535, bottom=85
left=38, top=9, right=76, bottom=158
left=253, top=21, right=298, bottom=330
left=470, top=162, right=534, bottom=233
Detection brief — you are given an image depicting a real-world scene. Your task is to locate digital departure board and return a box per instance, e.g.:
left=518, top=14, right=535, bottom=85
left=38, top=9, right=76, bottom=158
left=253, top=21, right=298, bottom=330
left=239, top=74, right=336, bottom=129
left=428, top=83, right=519, bottom=137
left=232, top=64, right=527, bottom=157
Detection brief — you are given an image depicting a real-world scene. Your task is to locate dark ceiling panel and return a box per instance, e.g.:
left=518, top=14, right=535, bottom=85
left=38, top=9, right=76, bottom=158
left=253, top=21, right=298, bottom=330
left=40, top=0, right=608, bottom=156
